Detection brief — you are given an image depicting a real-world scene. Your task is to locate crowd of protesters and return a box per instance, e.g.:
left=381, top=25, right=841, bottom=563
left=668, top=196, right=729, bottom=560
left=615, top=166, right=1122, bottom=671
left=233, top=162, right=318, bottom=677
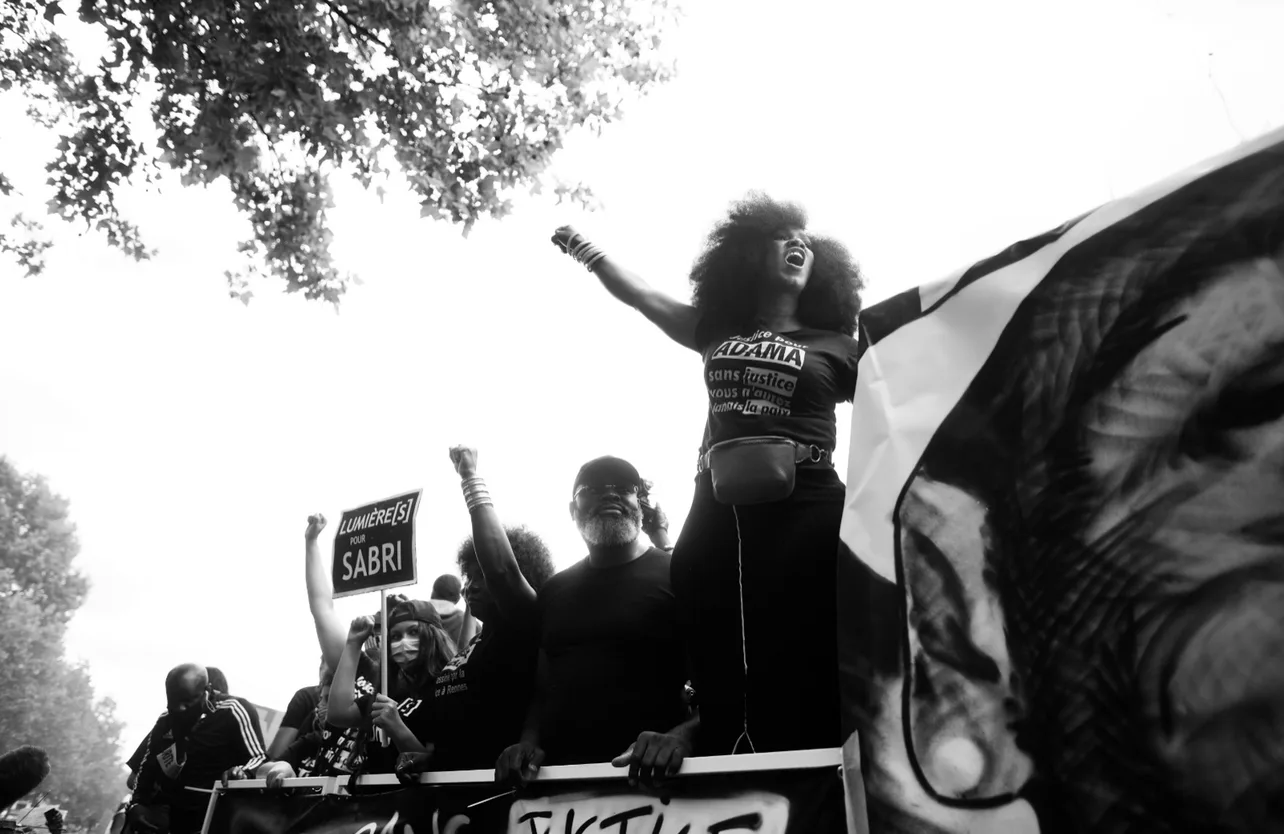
left=116, top=194, right=864, bottom=833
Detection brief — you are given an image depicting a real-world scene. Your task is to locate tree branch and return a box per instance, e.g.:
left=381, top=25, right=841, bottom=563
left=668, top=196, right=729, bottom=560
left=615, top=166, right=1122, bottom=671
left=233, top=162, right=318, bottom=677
left=320, top=0, right=394, bottom=58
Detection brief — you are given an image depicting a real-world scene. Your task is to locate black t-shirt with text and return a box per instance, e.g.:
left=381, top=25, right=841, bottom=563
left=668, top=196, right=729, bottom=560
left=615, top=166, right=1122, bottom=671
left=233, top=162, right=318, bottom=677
left=697, top=323, right=860, bottom=454
left=536, top=548, right=687, bottom=765
left=432, top=611, right=540, bottom=770
left=300, top=658, right=378, bottom=776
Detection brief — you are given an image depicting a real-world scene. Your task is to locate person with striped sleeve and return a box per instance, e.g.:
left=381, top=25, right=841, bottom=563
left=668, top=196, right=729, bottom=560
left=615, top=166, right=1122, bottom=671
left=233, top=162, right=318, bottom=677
left=127, top=664, right=268, bottom=834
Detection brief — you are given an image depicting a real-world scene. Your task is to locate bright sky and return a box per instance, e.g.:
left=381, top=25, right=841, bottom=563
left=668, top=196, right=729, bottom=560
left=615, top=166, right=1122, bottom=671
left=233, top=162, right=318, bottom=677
left=1, top=0, right=1282, bottom=761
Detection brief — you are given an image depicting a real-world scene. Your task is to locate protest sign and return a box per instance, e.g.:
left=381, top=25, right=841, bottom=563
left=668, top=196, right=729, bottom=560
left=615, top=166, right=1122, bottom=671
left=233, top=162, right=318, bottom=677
left=203, top=751, right=847, bottom=834
left=331, top=490, right=422, bottom=598
left=838, top=128, right=1284, bottom=833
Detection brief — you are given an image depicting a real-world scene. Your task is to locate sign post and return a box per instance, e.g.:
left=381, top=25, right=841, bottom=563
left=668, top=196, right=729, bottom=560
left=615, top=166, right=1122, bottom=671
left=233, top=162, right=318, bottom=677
left=332, top=489, right=422, bottom=746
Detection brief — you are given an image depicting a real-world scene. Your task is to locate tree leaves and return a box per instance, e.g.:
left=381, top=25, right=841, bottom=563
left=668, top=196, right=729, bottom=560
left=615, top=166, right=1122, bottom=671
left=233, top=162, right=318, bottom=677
left=2, top=0, right=679, bottom=303
left=0, top=458, right=121, bottom=831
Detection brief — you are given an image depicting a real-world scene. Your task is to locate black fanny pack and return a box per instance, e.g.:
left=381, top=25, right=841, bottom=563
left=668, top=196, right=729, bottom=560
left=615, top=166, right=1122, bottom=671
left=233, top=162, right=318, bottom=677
left=697, top=436, right=830, bottom=505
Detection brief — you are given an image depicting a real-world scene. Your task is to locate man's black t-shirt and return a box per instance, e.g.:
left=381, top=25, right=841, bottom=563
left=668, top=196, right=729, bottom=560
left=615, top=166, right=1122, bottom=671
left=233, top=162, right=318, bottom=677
left=536, top=547, right=687, bottom=765
left=432, top=613, right=539, bottom=770
left=281, top=685, right=321, bottom=733
left=697, top=324, right=860, bottom=454
left=134, top=695, right=267, bottom=834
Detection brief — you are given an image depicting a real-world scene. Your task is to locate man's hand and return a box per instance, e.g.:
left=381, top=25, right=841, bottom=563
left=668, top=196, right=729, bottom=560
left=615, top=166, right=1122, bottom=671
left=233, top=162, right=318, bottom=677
left=449, top=446, right=480, bottom=480
left=305, top=513, right=327, bottom=542
left=347, top=615, right=375, bottom=645
left=612, top=730, right=692, bottom=788
left=396, top=750, right=434, bottom=785
left=219, top=766, right=250, bottom=788
left=640, top=483, right=669, bottom=537
left=259, top=761, right=296, bottom=790
left=495, top=740, right=544, bottom=786
left=369, top=695, right=408, bottom=737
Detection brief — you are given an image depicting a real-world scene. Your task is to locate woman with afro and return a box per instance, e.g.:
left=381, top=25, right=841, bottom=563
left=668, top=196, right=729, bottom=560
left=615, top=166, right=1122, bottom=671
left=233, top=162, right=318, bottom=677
left=552, top=193, right=863, bottom=755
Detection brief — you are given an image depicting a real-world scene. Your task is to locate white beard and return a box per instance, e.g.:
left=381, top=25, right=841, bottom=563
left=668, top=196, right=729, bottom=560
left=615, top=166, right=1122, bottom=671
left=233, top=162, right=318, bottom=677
left=577, top=509, right=643, bottom=547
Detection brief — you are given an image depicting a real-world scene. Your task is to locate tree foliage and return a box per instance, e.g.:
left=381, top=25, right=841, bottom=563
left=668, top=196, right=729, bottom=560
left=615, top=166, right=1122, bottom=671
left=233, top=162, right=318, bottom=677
left=0, top=0, right=677, bottom=304
left=0, top=457, right=124, bottom=831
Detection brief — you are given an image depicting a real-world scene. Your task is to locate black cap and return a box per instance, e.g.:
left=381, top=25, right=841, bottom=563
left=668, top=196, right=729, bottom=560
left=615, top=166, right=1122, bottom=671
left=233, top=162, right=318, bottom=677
left=387, top=599, right=444, bottom=630
left=573, top=455, right=644, bottom=495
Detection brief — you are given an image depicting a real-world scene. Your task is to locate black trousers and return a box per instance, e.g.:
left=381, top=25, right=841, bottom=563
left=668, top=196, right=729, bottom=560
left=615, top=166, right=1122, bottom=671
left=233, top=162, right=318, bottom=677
left=671, top=466, right=844, bottom=754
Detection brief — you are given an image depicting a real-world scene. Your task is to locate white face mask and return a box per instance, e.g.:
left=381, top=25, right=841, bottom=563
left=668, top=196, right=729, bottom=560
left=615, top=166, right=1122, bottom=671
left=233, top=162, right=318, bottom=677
left=390, top=632, right=421, bottom=663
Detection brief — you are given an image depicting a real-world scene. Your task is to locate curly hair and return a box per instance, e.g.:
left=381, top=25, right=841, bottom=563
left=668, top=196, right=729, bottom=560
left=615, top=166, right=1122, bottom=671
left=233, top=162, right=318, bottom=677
left=689, top=192, right=864, bottom=336
left=457, top=524, right=556, bottom=592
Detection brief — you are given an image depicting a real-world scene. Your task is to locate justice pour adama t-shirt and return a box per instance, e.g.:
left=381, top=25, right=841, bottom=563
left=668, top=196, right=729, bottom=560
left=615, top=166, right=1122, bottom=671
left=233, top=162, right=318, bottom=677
left=696, top=322, right=861, bottom=455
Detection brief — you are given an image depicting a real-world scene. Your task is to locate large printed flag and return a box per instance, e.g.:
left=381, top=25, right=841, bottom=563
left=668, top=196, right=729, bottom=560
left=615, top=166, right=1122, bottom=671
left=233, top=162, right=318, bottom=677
left=838, top=127, right=1284, bottom=834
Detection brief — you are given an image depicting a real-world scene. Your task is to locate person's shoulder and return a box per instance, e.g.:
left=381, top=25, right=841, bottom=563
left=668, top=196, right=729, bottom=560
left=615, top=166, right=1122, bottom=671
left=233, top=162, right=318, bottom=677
left=213, top=693, right=256, bottom=713
left=641, top=546, right=672, bottom=566
left=541, top=557, right=588, bottom=589
left=290, top=685, right=319, bottom=701
left=796, top=326, right=859, bottom=350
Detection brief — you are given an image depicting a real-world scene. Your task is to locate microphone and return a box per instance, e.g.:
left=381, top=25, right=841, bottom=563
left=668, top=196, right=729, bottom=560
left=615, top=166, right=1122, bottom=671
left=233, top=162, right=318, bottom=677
left=0, top=746, right=50, bottom=810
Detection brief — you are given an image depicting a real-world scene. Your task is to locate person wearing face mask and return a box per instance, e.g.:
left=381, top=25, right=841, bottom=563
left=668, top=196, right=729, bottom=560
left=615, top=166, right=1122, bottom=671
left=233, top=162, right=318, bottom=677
left=495, top=456, right=693, bottom=786
left=301, top=513, right=411, bottom=776
left=127, top=664, right=268, bottom=833
left=551, top=194, right=864, bottom=756
left=327, top=601, right=456, bottom=773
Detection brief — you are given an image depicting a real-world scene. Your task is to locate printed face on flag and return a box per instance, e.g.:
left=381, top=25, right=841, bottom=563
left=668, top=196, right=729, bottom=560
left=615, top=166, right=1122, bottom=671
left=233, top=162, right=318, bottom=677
left=838, top=130, right=1284, bottom=833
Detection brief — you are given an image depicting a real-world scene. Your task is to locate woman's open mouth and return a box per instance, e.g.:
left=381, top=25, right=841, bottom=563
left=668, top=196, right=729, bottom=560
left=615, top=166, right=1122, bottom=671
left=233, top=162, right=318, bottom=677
left=785, top=248, right=807, bottom=268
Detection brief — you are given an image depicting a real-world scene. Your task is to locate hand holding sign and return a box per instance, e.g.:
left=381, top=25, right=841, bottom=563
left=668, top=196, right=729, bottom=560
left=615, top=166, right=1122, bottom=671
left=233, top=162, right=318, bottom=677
left=305, top=513, right=327, bottom=541
left=369, top=694, right=408, bottom=736
left=612, top=730, right=692, bottom=789
left=449, top=445, right=479, bottom=479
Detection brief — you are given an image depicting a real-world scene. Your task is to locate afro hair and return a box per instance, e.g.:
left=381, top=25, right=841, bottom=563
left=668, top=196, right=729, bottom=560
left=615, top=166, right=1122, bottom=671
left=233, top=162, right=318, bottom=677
left=456, top=524, right=556, bottom=593
left=689, top=192, right=863, bottom=336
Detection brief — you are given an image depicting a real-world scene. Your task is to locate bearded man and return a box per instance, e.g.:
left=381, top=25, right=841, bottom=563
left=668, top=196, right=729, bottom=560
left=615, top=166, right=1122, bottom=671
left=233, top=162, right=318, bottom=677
left=495, top=456, right=695, bottom=783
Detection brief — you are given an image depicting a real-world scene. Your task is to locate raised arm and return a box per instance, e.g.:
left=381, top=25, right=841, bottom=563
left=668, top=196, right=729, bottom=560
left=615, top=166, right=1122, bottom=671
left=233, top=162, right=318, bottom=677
left=304, top=514, right=347, bottom=669
left=458, top=605, right=479, bottom=648
left=552, top=226, right=700, bottom=352
left=450, top=446, right=537, bottom=621
left=327, top=616, right=374, bottom=729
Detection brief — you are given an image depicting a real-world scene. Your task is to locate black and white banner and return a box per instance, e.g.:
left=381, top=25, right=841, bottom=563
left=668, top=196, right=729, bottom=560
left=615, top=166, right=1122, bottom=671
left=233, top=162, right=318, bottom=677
left=204, top=753, right=848, bottom=834
left=838, top=128, right=1284, bottom=833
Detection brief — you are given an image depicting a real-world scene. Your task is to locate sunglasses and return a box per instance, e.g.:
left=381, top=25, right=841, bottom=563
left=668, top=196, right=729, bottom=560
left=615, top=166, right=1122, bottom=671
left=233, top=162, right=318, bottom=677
left=574, top=483, right=641, bottom=500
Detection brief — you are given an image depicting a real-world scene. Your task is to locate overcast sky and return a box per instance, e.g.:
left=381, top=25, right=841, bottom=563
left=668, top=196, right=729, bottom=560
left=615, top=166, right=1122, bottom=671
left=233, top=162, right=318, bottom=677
left=2, top=0, right=1282, bottom=759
